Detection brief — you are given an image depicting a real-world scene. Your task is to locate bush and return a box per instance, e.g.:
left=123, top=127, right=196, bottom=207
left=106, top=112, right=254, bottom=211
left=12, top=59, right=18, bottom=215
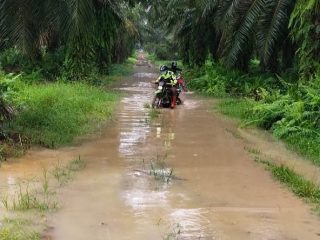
left=6, top=82, right=118, bottom=148
left=188, top=61, right=283, bottom=98
left=40, top=46, right=66, bottom=80
left=0, top=48, right=28, bottom=72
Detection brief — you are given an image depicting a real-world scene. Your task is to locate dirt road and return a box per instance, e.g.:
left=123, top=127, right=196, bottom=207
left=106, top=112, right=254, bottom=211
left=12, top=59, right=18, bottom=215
left=1, top=56, right=319, bottom=239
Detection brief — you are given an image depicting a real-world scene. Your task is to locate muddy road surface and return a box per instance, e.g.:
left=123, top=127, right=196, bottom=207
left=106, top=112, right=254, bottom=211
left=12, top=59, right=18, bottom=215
left=1, top=56, right=320, bottom=239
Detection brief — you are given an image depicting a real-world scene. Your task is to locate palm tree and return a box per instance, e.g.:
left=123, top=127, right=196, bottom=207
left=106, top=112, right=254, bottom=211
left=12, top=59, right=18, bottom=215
left=0, top=0, right=139, bottom=77
left=146, top=0, right=298, bottom=72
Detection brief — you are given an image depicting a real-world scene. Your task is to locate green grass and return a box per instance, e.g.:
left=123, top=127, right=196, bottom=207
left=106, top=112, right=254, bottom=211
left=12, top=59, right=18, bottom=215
left=108, top=58, right=137, bottom=76
left=7, top=82, right=118, bottom=148
left=94, top=56, right=137, bottom=87
left=0, top=217, right=40, bottom=240
left=283, top=133, right=320, bottom=166
left=258, top=159, right=320, bottom=214
left=217, top=98, right=258, bottom=121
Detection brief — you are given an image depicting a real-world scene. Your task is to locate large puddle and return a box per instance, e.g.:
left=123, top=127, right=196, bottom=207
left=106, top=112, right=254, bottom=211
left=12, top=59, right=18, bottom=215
left=1, top=59, right=320, bottom=239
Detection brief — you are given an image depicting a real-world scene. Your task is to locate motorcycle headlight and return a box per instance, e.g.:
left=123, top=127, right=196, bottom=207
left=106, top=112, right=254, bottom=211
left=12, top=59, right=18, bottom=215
left=158, top=86, right=163, bottom=90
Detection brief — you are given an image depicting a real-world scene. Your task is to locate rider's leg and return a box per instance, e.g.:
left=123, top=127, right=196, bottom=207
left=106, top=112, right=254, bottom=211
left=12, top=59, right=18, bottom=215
left=171, top=86, right=177, bottom=109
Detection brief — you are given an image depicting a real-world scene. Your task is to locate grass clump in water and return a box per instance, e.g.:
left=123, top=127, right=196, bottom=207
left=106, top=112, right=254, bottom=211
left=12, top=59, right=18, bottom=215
left=52, top=156, right=86, bottom=185
left=7, top=82, right=118, bottom=148
left=1, top=169, right=57, bottom=212
left=148, top=108, right=160, bottom=121
left=162, top=223, right=182, bottom=240
left=150, top=154, right=174, bottom=183
left=1, top=183, right=57, bottom=212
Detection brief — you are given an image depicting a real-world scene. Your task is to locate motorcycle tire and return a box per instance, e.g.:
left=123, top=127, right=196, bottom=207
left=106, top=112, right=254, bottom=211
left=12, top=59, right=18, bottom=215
left=152, top=96, right=161, bottom=108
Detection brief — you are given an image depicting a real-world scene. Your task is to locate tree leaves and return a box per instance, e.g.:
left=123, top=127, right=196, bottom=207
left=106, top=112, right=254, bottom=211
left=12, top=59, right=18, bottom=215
left=148, top=0, right=300, bottom=72
left=257, top=0, right=295, bottom=70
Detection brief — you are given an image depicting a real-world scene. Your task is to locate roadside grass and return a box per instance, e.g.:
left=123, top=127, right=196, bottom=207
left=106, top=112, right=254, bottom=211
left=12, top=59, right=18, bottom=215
left=6, top=82, right=118, bottom=148
left=225, top=128, right=243, bottom=139
left=244, top=146, right=261, bottom=155
left=244, top=145, right=320, bottom=214
left=217, top=98, right=258, bottom=122
left=0, top=217, right=40, bottom=240
left=0, top=143, right=26, bottom=165
left=257, top=159, right=320, bottom=214
left=91, top=56, right=137, bottom=87
left=283, top=133, right=320, bottom=166
left=108, top=57, right=137, bottom=76
left=217, top=98, right=320, bottom=166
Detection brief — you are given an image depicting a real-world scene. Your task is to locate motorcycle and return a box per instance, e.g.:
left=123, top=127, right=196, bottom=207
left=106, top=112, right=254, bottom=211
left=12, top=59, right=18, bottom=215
left=152, top=79, right=173, bottom=108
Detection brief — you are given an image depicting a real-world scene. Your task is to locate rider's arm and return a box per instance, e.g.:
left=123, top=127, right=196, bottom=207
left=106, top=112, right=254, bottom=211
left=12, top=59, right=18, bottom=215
left=155, top=75, right=162, bottom=84
left=171, top=75, right=178, bottom=85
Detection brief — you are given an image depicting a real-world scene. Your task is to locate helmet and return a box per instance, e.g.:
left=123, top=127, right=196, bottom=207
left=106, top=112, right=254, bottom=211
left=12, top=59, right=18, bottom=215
left=160, top=65, right=168, bottom=74
left=171, top=61, right=177, bottom=69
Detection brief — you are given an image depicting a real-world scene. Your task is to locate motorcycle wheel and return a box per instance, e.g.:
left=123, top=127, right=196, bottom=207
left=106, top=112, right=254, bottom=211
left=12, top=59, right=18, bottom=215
left=152, top=96, right=161, bottom=108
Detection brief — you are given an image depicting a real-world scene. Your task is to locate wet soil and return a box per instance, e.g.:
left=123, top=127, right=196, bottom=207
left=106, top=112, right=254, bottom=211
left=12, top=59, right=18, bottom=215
left=1, top=55, right=320, bottom=239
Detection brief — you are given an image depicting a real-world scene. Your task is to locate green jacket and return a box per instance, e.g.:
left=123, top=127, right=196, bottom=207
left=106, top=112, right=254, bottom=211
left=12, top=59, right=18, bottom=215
left=156, top=71, right=177, bottom=85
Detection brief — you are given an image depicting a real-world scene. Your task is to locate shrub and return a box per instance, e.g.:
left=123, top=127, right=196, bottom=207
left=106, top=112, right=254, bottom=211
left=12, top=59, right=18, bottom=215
left=6, top=82, right=118, bottom=148
left=0, top=48, right=28, bottom=72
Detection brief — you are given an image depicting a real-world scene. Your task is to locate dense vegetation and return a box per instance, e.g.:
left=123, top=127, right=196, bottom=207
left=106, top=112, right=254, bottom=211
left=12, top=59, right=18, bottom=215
left=0, top=1, right=141, bottom=79
left=143, top=0, right=319, bottom=76
left=0, top=1, right=143, bottom=157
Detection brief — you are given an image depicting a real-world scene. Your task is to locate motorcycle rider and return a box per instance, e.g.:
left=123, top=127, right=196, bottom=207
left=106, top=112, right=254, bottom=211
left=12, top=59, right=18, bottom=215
left=155, top=65, right=178, bottom=109
left=170, top=61, right=187, bottom=104
left=170, top=61, right=182, bottom=74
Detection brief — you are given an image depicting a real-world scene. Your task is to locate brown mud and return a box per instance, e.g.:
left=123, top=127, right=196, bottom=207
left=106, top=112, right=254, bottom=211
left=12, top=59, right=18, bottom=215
left=0, top=54, right=320, bottom=239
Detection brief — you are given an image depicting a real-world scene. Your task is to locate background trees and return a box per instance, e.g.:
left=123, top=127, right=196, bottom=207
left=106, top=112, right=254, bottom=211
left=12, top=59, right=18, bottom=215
left=142, top=0, right=319, bottom=78
left=0, top=0, right=141, bottom=79
left=0, top=0, right=318, bottom=79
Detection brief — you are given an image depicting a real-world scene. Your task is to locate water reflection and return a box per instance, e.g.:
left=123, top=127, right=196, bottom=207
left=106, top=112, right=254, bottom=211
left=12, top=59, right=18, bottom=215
left=133, top=73, right=158, bottom=79
left=118, top=87, right=152, bottom=157
left=169, top=208, right=216, bottom=239
left=122, top=177, right=170, bottom=210
left=115, top=74, right=220, bottom=239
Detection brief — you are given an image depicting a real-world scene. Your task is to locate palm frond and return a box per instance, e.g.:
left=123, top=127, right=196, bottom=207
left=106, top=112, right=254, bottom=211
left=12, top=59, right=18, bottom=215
left=256, top=0, right=295, bottom=69
left=223, top=0, right=266, bottom=69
